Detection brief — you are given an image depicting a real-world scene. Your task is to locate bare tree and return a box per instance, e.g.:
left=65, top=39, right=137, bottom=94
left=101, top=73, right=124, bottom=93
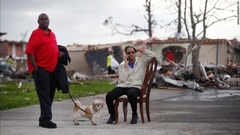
left=175, top=0, right=182, bottom=38
left=103, top=0, right=156, bottom=38
left=179, top=0, right=238, bottom=79
left=20, top=31, right=28, bottom=41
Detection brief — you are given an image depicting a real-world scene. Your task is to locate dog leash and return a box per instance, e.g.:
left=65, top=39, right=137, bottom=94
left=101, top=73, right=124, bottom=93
left=57, top=48, right=90, bottom=114
left=68, top=92, right=90, bottom=114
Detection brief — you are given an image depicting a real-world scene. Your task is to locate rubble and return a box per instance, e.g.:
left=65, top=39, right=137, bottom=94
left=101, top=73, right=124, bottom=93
left=154, top=61, right=240, bottom=91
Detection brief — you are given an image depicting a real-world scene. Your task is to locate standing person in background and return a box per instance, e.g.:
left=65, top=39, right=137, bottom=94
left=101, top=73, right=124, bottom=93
left=106, top=51, right=119, bottom=75
left=7, top=55, right=15, bottom=72
left=227, top=60, right=233, bottom=69
left=105, top=44, right=156, bottom=124
left=25, top=13, right=59, bottom=129
left=106, top=51, right=116, bottom=74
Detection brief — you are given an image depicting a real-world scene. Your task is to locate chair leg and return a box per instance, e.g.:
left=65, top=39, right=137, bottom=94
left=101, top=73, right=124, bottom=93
left=146, top=101, right=150, bottom=122
left=114, top=100, right=119, bottom=124
left=123, top=102, right=128, bottom=121
left=139, top=102, right=144, bottom=123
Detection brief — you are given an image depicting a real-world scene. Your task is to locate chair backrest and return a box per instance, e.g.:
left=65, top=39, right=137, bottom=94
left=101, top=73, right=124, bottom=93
left=140, top=57, right=158, bottom=99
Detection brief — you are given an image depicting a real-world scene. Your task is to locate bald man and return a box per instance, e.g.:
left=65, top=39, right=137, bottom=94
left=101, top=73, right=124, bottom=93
left=25, top=13, right=59, bottom=128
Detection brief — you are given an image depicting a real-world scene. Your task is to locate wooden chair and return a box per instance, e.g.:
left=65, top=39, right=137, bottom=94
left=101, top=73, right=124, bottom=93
left=114, top=57, right=158, bottom=124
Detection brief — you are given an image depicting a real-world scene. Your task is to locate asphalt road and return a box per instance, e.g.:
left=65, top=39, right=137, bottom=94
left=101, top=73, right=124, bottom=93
left=1, top=87, right=240, bottom=135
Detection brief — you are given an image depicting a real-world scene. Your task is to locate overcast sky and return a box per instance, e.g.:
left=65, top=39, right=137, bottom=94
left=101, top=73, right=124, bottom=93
left=1, top=0, right=239, bottom=46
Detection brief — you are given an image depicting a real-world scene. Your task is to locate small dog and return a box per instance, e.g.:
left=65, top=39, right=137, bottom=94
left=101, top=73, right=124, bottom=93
left=73, top=99, right=104, bottom=125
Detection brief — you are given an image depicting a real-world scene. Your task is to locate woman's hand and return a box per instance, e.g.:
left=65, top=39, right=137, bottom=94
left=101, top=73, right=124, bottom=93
left=138, top=44, right=147, bottom=53
left=123, top=53, right=129, bottom=68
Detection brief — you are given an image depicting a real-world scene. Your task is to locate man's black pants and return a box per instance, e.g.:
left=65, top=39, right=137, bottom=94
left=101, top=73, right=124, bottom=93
left=32, top=67, right=56, bottom=123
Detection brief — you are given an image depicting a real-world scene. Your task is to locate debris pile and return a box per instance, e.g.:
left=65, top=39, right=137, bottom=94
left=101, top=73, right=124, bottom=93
left=153, top=61, right=240, bottom=92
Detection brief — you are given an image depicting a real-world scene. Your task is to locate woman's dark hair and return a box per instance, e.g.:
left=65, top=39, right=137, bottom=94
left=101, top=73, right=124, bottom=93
left=124, top=46, right=137, bottom=53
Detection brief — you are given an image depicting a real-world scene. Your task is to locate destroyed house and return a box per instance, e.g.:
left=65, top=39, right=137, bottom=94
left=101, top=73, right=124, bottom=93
left=133, top=38, right=240, bottom=67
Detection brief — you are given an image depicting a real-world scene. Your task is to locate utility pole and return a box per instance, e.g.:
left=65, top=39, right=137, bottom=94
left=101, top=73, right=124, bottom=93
left=238, top=1, right=239, bottom=25
left=215, top=39, right=219, bottom=77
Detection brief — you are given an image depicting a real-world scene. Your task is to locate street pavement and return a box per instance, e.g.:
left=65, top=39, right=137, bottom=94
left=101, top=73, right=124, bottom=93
left=1, top=87, right=240, bottom=135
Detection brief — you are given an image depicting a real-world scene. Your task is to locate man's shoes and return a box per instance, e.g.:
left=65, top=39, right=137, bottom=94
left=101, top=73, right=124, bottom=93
left=130, top=114, right=138, bottom=124
left=107, top=115, right=115, bottom=124
left=39, top=121, right=57, bottom=128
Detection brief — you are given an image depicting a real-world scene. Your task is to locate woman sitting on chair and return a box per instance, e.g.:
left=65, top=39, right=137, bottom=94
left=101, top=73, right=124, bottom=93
left=105, top=44, right=156, bottom=124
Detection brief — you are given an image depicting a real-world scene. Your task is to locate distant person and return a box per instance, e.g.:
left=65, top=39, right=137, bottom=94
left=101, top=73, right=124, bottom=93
left=25, top=13, right=59, bottom=129
left=105, top=44, right=156, bottom=124
left=166, top=50, right=174, bottom=62
left=6, top=55, right=15, bottom=72
left=227, top=60, right=234, bottom=69
left=106, top=51, right=119, bottom=75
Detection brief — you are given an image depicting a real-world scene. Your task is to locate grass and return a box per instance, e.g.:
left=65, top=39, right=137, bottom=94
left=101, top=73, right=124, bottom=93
left=0, top=79, right=116, bottom=110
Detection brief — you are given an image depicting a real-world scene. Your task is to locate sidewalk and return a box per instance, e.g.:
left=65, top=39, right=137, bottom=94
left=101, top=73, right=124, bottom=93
left=1, top=88, right=240, bottom=135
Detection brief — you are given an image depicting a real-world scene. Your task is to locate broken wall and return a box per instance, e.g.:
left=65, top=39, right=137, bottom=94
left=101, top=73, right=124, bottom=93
left=84, top=46, right=123, bottom=75
left=66, top=50, right=93, bottom=75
